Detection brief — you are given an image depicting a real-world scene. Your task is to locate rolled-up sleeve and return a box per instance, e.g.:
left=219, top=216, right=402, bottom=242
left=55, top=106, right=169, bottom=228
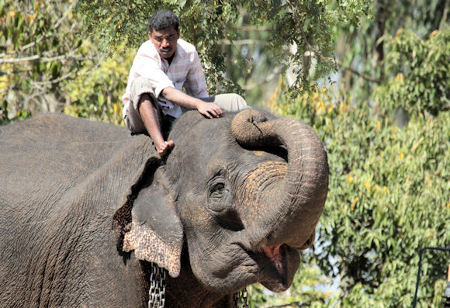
left=132, top=51, right=174, bottom=99
left=184, top=50, right=208, bottom=98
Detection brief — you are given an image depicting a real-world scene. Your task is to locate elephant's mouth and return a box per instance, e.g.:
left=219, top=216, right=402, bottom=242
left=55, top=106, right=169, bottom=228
left=237, top=243, right=299, bottom=292
left=259, top=244, right=299, bottom=292
left=261, top=245, right=286, bottom=277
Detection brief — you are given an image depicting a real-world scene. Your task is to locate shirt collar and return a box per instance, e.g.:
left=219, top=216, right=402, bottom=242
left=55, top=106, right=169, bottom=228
left=161, top=41, right=184, bottom=66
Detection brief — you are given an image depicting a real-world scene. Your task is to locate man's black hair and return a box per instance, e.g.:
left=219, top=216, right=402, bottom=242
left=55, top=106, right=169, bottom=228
left=148, top=10, right=179, bottom=33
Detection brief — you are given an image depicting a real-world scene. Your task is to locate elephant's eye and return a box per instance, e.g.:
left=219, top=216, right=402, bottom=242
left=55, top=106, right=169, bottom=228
left=208, top=178, right=244, bottom=231
left=210, top=182, right=225, bottom=200
left=207, top=179, right=228, bottom=213
left=207, top=171, right=229, bottom=212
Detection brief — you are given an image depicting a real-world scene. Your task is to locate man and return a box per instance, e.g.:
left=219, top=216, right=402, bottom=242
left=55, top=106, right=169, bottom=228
left=122, top=10, right=247, bottom=157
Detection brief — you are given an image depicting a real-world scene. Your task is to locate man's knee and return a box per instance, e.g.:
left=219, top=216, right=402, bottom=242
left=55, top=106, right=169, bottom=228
left=132, top=76, right=156, bottom=91
left=138, top=93, right=158, bottom=112
left=130, top=77, right=157, bottom=111
left=214, top=93, right=248, bottom=112
left=230, top=93, right=247, bottom=109
left=124, top=108, right=146, bottom=133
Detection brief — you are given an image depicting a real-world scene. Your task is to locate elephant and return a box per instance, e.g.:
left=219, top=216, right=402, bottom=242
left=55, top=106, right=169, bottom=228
left=0, top=108, right=328, bottom=307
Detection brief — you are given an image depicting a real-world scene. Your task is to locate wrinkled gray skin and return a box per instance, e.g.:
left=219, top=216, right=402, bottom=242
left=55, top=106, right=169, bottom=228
left=0, top=108, right=328, bottom=307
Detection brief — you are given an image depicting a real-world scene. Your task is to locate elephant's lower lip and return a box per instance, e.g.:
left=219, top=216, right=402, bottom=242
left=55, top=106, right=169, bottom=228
left=236, top=243, right=293, bottom=291
left=261, top=244, right=284, bottom=275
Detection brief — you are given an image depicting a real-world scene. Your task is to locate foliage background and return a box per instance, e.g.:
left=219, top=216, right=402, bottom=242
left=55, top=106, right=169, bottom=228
left=1, top=0, right=448, bottom=307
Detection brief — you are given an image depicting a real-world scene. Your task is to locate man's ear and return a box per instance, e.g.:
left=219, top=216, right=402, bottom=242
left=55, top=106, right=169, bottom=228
left=113, top=155, right=183, bottom=278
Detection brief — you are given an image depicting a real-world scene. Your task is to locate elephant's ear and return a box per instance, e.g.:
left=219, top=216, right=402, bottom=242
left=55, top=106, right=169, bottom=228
left=113, top=155, right=183, bottom=278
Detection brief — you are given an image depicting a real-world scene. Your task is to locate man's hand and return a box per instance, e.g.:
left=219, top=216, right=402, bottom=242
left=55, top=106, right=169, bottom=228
left=162, top=87, right=223, bottom=118
left=196, top=101, right=223, bottom=119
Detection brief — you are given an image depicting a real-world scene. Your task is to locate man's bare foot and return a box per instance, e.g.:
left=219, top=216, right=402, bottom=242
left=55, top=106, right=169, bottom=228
left=156, top=140, right=174, bottom=157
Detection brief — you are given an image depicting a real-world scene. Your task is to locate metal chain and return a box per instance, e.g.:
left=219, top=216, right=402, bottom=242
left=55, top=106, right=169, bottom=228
left=148, top=263, right=249, bottom=308
left=233, top=287, right=248, bottom=308
left=148, top=263, right=166, bottom=308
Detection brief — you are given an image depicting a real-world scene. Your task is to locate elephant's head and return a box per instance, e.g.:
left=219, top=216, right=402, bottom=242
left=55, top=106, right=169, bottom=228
left=114, top=108, right=328, bottom=297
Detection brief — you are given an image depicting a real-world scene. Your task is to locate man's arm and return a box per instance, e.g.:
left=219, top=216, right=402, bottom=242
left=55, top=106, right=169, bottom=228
left=183, top=49, right=209, bottom=98
left=161, top=86, right=223, bottom=119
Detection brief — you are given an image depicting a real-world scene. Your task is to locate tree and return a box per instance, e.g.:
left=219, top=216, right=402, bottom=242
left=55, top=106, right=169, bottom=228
left=2, top=1, right=448, bottom=307
left=0, top=0, right=96, bottom=124
left=248, top=1, right=449, bottom=306
left=333, top=0, right=448, bottom=102
left=267, top=75, right=448, bottom=307
left=77, top=0, right=371, bottom=94
left=376, top=29, right=449, bottom=117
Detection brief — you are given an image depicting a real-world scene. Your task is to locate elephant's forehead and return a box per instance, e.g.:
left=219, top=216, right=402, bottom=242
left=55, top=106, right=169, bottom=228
left=167, top=112, right=288, bottom=182
left=171, top=111, right=232, bottom=141
left=204, top=147, right=287, bottom=174
left=169, top=121, right=232, bottom=161
left=238, top=161, right=287, bottom=197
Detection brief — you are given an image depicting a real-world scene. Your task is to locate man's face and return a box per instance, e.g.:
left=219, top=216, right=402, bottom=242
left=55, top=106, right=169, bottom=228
left=149, top=27, right=179, bottom=59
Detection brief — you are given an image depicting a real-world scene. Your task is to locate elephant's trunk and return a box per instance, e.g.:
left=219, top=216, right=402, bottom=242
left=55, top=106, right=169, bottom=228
left=232, top=109, right=328, bottom=249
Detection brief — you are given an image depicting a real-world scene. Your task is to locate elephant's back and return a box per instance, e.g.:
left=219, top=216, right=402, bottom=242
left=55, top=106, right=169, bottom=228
left=1, top=114, right=131, bottom=202
left=1, top=113, right=130, bottom=179
left=0, top=113, right=153, bottom=217
left=0, top=114, right=152, bottom=306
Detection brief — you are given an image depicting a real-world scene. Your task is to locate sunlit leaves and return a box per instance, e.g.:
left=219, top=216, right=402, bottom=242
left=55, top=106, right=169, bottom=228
left=77, top=0, right=371, bottom=95
left=62, top=48, right=133, bottom=125
left=376, top=29, right=449, bottom=117
left=268, top=78, right=449, bottom=307
left=0, top=0, right=94, bottom=123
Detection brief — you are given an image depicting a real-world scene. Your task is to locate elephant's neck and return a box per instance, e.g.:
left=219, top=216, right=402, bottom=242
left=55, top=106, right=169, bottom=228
left=164, top=254, right=233, bottom=308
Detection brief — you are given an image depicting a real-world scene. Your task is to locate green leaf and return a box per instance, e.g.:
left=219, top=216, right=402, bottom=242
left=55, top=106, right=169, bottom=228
left=97, top=94, right=104, bottom=107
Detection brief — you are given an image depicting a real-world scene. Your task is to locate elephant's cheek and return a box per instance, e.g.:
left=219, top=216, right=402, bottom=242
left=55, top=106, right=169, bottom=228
left=190, top=255, right=226, bottom=292
left=190, top=244, right=255, bottom=294
left=188, top=240, right=224, bottom=284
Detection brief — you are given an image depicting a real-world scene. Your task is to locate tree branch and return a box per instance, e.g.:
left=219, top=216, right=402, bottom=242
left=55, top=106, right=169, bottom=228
left=0, top=2, right=76, bottom=58
left=0, top=54, right=94, bottom=64
left=231, top=25, right=271, bottom=31
left=218, top=39, right=268, bottom=46
left=266, top=301, right=310, bottom=308
left=439, top=0, right=449, bottom=30
left=0, top=55, right=41, bottom=64
left=30, top=61, right=100, bottom=87
left=285, top=0, right=380, bottom=83
left=0, top=68, right=33, bottom=76
left=325, top=57, right=381, bottom=83
left=31, top=71, right=77, bottom=86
